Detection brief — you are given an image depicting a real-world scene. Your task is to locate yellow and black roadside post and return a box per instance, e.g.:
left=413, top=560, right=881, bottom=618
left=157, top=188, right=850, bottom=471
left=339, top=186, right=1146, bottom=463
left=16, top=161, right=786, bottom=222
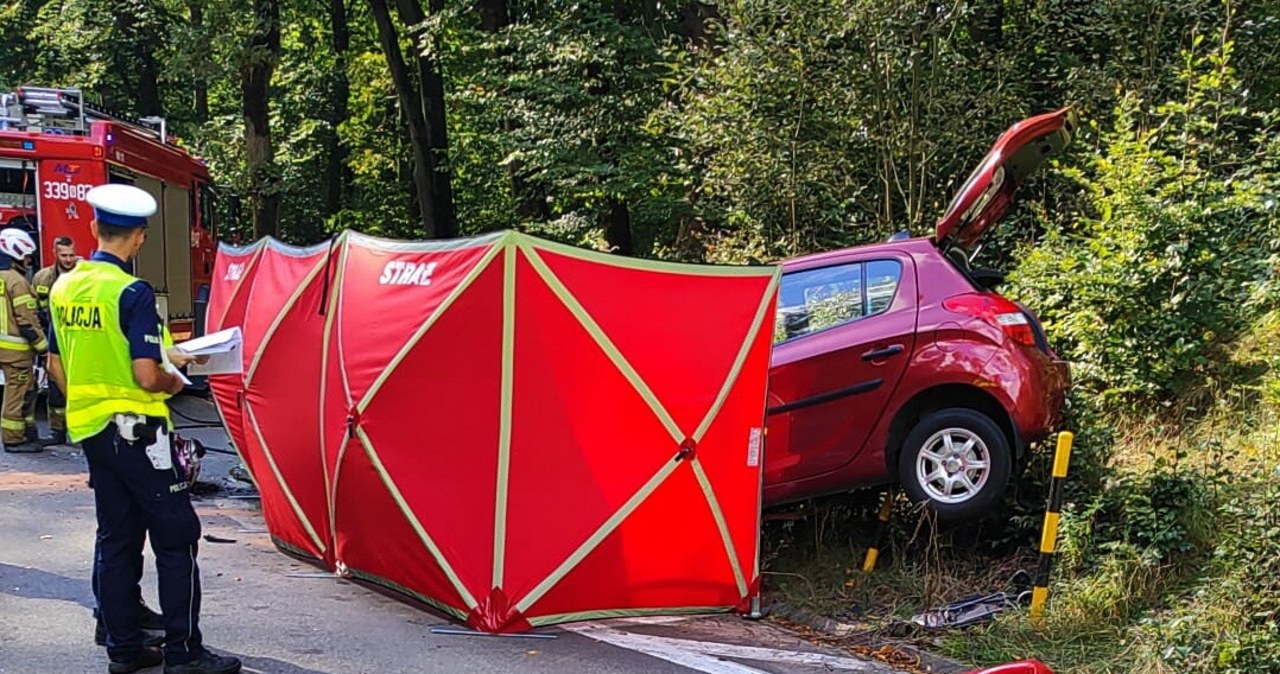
left=861, top=488, right=895, bottom=573
left=1030, top=431, right=1074, bottom=625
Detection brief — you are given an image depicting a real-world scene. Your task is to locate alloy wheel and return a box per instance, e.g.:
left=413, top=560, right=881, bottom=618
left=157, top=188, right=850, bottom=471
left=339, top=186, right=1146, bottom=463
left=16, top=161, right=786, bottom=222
left=914, top=427, right=991, bottom=504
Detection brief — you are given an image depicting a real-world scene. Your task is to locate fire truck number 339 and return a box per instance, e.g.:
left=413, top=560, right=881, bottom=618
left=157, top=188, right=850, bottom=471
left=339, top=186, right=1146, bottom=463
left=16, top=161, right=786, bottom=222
left=43, top=181, right=91, bottom=201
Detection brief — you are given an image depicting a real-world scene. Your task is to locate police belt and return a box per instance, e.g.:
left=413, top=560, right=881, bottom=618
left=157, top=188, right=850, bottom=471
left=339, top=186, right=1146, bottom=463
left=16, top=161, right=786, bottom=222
left=113, top=413, right=167, bottom=446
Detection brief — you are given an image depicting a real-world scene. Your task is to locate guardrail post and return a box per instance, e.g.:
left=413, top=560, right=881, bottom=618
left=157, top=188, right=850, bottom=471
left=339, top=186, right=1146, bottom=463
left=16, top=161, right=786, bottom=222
left=1030, top=431, right=1074, bottom=625
left=861, top=488, right=895, bottom=573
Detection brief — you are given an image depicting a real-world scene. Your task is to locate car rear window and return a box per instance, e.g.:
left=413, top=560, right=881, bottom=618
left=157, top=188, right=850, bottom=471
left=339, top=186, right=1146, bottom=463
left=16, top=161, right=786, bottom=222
left=774, top=260, right=903, bottom=343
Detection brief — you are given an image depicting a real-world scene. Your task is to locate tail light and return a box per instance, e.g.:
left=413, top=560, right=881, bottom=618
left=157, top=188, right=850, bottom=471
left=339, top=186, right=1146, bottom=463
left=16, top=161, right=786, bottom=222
left=943, top=293, right=1036, bottom=347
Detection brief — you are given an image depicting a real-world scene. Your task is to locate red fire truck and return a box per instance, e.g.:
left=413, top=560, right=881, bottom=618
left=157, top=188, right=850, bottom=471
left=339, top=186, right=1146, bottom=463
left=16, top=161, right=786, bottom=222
left=0, top=86, right=224, bottom=342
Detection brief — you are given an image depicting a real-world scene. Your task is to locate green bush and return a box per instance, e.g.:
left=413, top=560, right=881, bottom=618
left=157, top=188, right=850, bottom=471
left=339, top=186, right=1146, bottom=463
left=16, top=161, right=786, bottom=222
left=1009, top=41, right=1280, bottom=411
left=1094, top=460, right=1219, bottom=565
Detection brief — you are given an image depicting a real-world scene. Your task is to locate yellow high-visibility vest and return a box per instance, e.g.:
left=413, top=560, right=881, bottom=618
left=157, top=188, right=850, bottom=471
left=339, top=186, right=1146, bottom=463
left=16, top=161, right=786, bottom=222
left=50, top=261, right=172, bottom=442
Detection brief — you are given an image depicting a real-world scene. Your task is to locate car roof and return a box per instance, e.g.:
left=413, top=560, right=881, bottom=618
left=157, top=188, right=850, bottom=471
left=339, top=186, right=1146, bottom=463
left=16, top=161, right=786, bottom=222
left=777, top=236, right=938, bottom=271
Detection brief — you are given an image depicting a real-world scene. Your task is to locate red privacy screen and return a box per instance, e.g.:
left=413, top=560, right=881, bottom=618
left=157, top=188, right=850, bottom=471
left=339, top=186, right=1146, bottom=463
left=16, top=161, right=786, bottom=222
left=207, top=230, right=779, bottom=632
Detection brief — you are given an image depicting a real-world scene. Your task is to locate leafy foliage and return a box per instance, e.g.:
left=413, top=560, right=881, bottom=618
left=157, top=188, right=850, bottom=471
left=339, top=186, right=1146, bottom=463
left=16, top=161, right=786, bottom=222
left=1010, top=40, right=1280, bottom=407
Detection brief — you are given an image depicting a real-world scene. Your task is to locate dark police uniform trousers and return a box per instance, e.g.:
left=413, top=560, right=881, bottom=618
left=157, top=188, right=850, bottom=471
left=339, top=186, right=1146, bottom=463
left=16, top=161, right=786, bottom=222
left=84, top=422, right=205, bottom=664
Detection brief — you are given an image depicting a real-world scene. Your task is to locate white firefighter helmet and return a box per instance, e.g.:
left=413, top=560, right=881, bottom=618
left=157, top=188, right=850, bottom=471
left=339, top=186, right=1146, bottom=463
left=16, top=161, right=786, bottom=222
left=0, top=228, right=36, bottom=262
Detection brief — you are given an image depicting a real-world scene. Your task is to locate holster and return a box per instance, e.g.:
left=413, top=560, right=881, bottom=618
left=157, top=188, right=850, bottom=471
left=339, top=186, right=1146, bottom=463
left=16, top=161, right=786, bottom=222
left=114, top=413, right=167, bottom=446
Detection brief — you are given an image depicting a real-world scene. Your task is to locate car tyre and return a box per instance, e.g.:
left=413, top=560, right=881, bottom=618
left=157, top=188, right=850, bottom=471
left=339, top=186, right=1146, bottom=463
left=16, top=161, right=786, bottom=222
left=897, top=408, right=1011, bottom=523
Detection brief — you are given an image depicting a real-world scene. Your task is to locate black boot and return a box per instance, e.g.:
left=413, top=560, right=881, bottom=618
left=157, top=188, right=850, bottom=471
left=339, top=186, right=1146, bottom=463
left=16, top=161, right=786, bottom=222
left=3, top=441, right=41, bottom=453
left=108, top=646, right=163, bottom=674
left=164, top=652, right=242, bottom=674
left=138, top=601, right=164, bottom=631
left=96, top=601, right=165, bottom=647
left=95, top=621, right=164, bottom=648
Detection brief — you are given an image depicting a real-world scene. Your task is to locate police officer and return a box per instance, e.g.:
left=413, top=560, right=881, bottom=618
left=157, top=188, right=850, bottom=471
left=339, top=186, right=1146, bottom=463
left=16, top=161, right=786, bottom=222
left=33, top=235, right=79, bottom=445
left=47, top=183, right=241, bottom=674
left=32, top=238, right=166, bottom=645
left=0, top=228, right=48, bottom=453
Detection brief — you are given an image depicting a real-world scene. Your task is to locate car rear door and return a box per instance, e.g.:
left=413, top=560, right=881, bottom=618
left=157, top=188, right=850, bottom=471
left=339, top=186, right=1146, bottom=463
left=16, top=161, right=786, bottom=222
left=766, top=252, right=918, bottom=485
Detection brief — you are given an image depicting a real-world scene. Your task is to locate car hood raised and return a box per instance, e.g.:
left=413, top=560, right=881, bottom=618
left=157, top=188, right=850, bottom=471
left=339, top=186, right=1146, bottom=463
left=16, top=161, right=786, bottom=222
left=935, top=107, right=1076, bottom=250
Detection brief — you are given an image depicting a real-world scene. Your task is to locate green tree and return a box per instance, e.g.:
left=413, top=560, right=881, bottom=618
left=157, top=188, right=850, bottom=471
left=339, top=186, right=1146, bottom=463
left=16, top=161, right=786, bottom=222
left=1010, top=37, right=1279, bottom=406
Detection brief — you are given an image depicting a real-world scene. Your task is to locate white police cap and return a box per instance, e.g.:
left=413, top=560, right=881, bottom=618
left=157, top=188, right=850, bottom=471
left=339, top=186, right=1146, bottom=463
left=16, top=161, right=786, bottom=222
left=85, top=184, right=157, bottom=228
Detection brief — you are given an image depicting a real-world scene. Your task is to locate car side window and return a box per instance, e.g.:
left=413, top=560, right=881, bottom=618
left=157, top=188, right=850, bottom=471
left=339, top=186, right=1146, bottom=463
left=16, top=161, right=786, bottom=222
left=774, top=263, right=863, bottom=342
left=866, top=260, right=903, bottom=314
left=774, top=259, right=904, bottom=343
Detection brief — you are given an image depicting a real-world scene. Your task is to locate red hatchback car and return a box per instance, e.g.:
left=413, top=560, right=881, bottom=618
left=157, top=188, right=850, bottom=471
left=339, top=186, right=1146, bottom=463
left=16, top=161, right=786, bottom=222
left=764, top=108, right=1075, bottom=522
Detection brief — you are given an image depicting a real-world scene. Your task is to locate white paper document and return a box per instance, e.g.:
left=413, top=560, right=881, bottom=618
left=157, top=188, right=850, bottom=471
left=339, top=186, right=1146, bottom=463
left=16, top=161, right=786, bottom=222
left=176, top=327, right=242, bottom=356
left=177, top=327, right=244, bottom=376
left=165, top=362, right=194, bottom=386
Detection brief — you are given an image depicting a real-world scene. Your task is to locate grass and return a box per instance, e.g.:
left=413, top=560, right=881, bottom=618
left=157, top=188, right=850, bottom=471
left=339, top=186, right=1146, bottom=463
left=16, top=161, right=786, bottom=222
left=763, top=317, right=1280, bottom=674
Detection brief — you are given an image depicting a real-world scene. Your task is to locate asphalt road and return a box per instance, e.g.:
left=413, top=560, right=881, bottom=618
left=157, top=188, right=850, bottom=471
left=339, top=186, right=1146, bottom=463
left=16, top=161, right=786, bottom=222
left=0, top=396, right=898, bottom=674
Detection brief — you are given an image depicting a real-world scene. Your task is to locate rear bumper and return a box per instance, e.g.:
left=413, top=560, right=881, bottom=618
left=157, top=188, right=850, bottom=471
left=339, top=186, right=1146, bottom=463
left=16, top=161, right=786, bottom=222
left=1009, top=349, right=1070, bottom=445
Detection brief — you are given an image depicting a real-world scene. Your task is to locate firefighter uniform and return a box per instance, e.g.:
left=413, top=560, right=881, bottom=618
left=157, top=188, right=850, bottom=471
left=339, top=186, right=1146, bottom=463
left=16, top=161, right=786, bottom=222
left=51, top=183, right=240, bottom=674
left=0, top=255, right=48, bottom=450
left=33, top=262, right=69, bottom=441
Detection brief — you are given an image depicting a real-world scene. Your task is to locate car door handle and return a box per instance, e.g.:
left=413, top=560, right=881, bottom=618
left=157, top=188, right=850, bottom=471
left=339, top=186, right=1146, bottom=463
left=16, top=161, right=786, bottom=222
left=861, top=345, right=904, bottom=361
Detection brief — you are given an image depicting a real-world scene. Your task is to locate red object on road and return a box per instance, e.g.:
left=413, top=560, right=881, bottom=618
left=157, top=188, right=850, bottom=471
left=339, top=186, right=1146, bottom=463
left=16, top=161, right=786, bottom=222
left=964, top=659, right=1054, bottom=674
left=209, top=230, right=779, bottom=633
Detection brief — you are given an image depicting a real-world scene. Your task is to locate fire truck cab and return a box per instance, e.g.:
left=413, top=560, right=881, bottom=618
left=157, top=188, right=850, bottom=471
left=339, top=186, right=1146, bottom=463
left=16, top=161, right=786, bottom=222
left=0, top=86, right=221, bottom=344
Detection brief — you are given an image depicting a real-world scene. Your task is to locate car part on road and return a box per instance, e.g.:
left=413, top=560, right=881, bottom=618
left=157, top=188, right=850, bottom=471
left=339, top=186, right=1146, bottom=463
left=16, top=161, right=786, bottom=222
left=227, top=463, right=254, bottom=483
left=910, top=570, right=1032, bottom=630
left=897, top=408, right=1011, bottom=522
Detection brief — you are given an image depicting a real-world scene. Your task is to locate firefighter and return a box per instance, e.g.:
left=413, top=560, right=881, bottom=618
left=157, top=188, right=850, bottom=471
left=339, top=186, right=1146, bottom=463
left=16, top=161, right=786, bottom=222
left=47, top=183, right=241, bottom=674
left=0, top=227, right=48, bottom=453
left=33, top=235, right=78, bottom=445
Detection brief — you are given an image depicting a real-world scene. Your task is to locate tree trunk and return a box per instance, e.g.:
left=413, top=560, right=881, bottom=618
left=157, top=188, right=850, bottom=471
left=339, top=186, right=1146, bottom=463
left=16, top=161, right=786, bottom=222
left=393, top=0, right=458, bottom=238
left=605, top=198, right=633, bottom=256
left=242, top=0, right=282, bottom=240
left=368, top=0, right=439, bottom=237
left=191, top=1, right=209, bottom=122
left=968, top=0, right=1005, bottom=52
left=476, top=0, right=509, bottom=31
left=115, top=7, right=162, bottom=116
left=136, top=47, right=162, bottom=116
left=325, top=0, right=352, bottom=218
left=599, top=0, right=633, bottom=255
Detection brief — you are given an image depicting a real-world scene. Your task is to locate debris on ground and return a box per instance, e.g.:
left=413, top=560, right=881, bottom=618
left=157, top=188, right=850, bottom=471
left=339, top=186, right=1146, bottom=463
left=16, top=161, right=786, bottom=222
left=910, top=570, right=1032, bottom=631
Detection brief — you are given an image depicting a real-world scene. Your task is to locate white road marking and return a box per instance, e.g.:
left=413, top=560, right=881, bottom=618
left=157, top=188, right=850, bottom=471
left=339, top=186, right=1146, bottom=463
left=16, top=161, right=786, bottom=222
left=566, top=625, right=891, bottom=673
left=568, top=625, right=772, bottom=674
